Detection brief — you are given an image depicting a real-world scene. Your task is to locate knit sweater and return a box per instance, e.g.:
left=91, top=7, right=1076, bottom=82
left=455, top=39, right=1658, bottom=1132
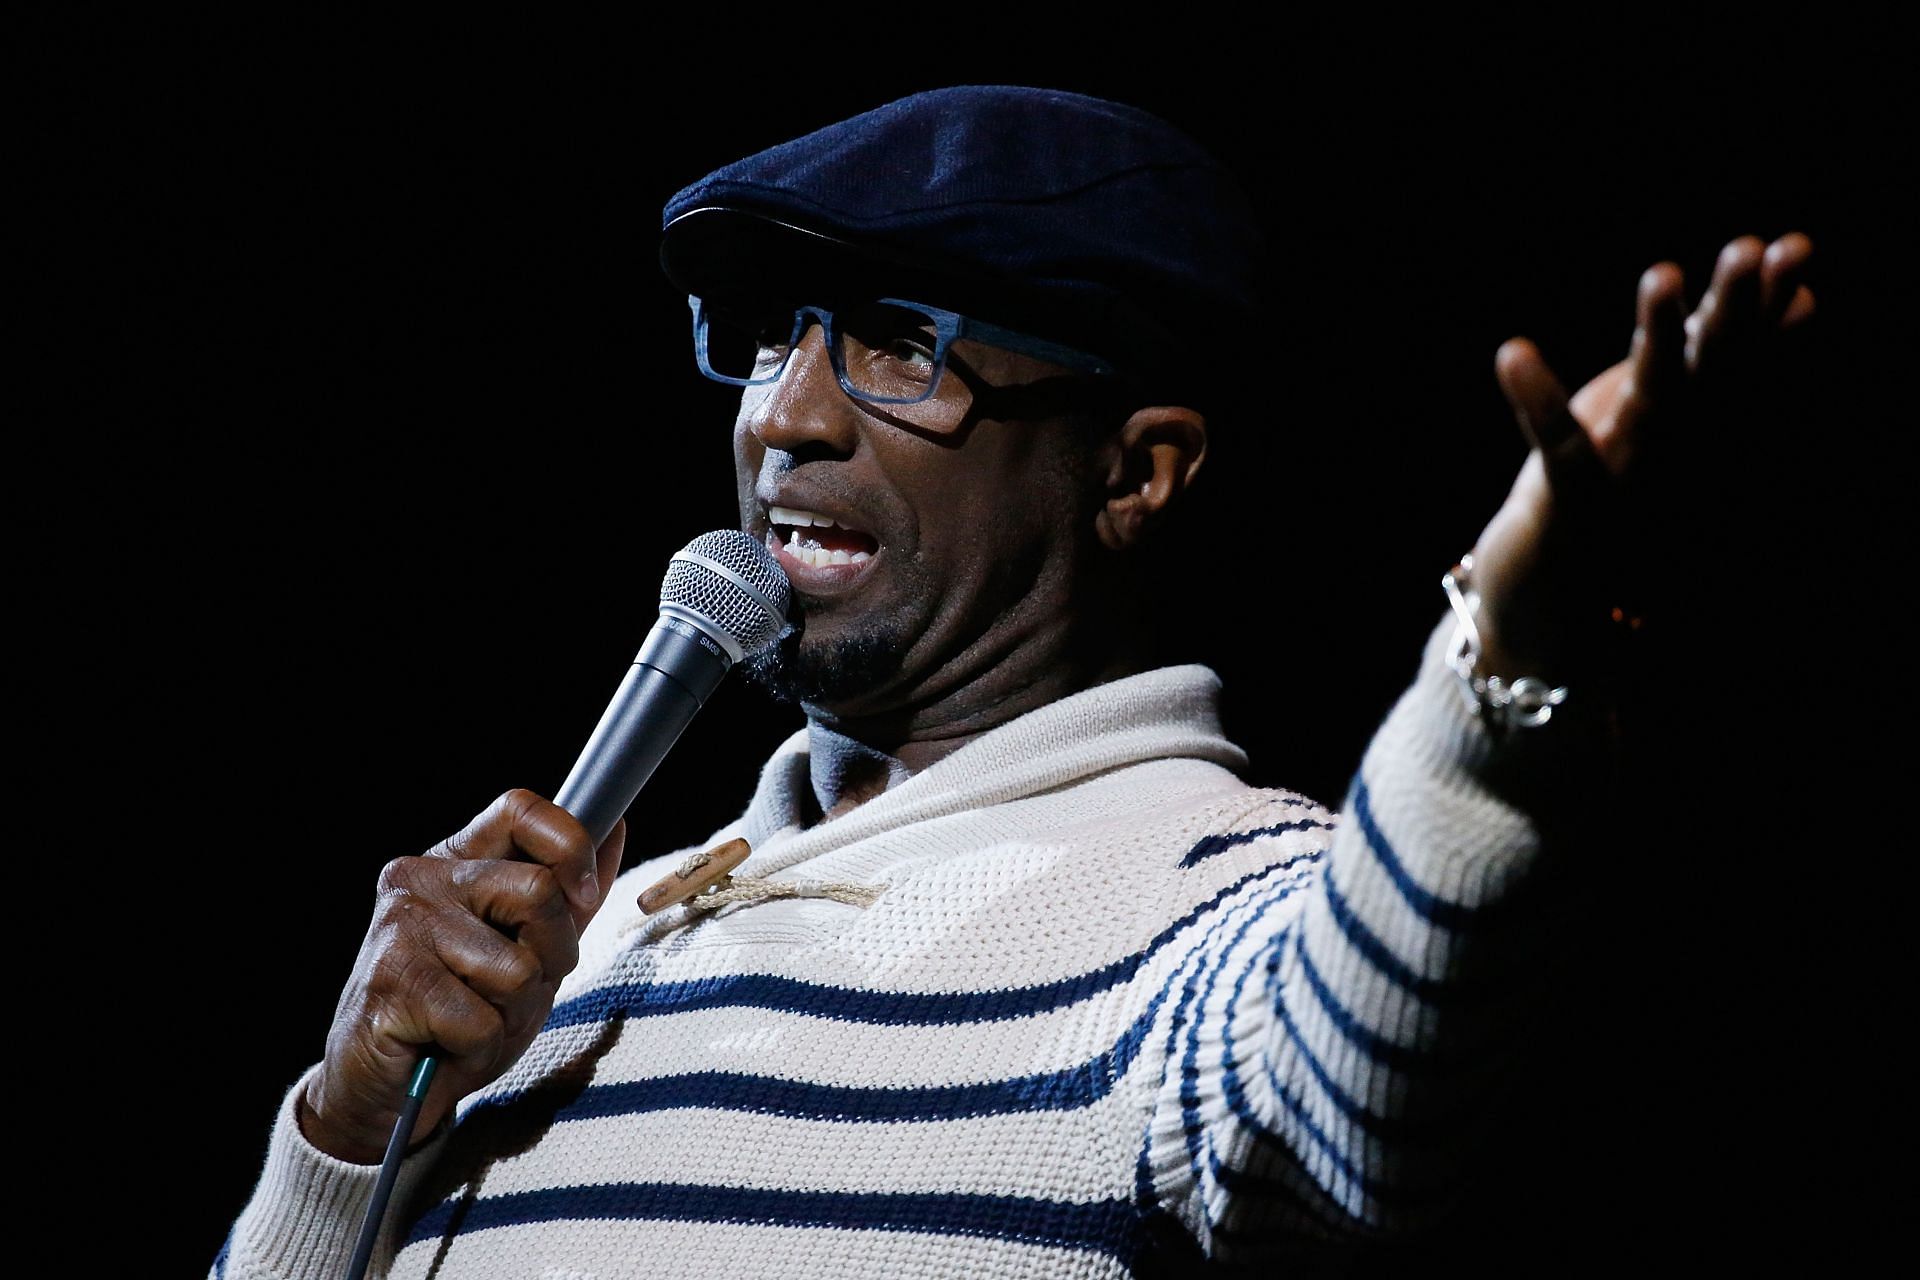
left=213, top=614, right=1601, bottom=1277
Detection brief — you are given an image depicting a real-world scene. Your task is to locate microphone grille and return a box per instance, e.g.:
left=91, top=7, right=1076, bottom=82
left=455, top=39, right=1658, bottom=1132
left=660, top=529, right=792, bottom=657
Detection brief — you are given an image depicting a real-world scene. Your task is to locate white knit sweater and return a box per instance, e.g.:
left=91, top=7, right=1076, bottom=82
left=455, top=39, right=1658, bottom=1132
left=214, top=615, right=1599, bottom=1277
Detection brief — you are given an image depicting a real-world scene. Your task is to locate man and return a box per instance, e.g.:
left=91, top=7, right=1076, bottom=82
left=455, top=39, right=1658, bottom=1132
left=213, top=86, right=1815, bottom=1277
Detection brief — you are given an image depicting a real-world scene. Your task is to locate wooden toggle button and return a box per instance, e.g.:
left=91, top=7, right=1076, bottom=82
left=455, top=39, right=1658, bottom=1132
left=637, top=838, right=751, bottom=915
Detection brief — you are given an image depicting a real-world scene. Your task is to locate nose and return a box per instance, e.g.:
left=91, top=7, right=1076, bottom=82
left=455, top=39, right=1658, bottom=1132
left=742, top=318, right=862, bottom=457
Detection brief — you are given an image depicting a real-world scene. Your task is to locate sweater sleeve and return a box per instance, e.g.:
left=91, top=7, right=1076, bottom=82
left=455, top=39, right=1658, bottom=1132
left=1142, top=610, right=1611, bottom=1261
left=209, top=1063, right=454, bottom=1280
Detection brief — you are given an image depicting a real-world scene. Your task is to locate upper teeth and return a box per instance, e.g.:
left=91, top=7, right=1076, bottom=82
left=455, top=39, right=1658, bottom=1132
left=770, top=506, right=841, bottom=529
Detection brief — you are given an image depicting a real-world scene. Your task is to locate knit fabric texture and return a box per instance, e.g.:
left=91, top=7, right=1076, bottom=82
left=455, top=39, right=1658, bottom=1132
left=213, top=613, right=1599, bottom=1278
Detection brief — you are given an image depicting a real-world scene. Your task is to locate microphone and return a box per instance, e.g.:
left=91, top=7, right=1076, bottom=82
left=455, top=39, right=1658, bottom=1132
left=346, top=529, right=789, bottom=1280
left=554, top=528, right=792, bottom=847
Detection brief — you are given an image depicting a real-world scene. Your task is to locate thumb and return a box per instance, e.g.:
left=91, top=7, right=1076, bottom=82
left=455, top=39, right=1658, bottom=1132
left=1495, top=337, right=1575, bottom=453
left=1495, top=338, right=1608, bottom=517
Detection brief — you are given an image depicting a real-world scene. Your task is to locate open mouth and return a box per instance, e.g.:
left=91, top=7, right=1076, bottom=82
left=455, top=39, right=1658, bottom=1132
left=768, top=505, right=880, bottom=570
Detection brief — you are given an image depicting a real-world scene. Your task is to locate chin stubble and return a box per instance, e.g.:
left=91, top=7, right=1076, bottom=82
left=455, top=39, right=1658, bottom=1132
left=740, top=618, right=910, bottom=706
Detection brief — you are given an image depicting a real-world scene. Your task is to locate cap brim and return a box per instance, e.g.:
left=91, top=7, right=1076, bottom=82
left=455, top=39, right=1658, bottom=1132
left=660, top=207, right=1118, bottom=349
left=662, top=208, right=968, bottom=305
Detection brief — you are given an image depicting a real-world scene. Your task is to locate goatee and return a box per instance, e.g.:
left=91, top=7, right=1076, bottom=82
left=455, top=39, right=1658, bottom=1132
left=740, top=617, right=908, bottom=706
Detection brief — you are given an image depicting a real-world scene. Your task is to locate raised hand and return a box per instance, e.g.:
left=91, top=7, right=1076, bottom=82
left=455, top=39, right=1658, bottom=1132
left=1460, top=232, right=1817, bottom=703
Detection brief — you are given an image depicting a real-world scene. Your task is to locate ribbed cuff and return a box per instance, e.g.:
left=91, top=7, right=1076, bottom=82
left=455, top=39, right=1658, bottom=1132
left=219, top=1063, right=451, bottom=1279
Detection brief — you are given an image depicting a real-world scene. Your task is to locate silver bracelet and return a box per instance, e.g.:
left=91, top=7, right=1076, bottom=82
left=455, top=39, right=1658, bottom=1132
left=1441, top=554, right=1569, bottom=733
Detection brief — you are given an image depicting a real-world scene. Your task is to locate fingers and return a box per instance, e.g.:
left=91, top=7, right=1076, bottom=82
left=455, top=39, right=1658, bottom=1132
left=1778, top=285, right=1817, bottom=329
left=426, top=788, right=602, bottom=919
left=419, top=907, right=547, bottom=1003
left=1761, top=231, right=1817, bottom=329
left=1685, top=232, right=1816, bottom=376
left=1685, top=236, right=1766, bottom=372
left=379, top=854, right=582, bottom=984
left=366, top=951, right=509, bottom=1065
left=1630, top=263, right=1689, bottom=407
left=1495, top=338, right=1608, bottom=512
left=1575, top=262, right=1689, bottom=474
left=316, top=849, right=583, bottom=1156
left=308, top=795, right=614, bottom=1164
left=445, top=859, right=582, bottom=978
left=414, top=909, right=556, bottom=1042
left=1466, top=229, right=1817, bottom=705
left=308, top=943, right=513, bottom=1165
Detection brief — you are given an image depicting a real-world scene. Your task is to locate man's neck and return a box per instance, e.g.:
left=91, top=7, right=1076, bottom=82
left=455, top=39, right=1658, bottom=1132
left=800, top=638, right=1146, bottom=824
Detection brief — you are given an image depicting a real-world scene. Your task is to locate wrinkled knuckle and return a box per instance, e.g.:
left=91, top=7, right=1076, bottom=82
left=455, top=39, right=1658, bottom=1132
left=376, top=855, right=427, bottom=899
left=447, top=857, right=490, bottom=892
left=501, top=787, right=542, bottom=817
left=375, top=858, right=405, bottom=896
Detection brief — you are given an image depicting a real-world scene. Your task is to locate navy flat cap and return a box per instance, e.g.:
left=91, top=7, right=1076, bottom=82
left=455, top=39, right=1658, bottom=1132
left=659, top=85, right=1265, bottom=409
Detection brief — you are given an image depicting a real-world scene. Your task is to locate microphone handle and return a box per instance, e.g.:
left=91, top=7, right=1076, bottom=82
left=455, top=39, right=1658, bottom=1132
left=553, top=613, right=733, bottom=847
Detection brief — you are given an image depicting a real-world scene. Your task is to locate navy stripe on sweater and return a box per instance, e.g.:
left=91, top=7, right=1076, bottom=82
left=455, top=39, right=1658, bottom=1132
left=1163, top=878, right=1378, bottom=1240
left=460, top=866, right=1328, bottom=1133
left=545, top=846, right=1328, bottom=1033
left=1129, top=864, right=1351, bottom=1240
left=1226, top=1058, right=1430, bottom=1215
left=1293, top=925, right=1447, bottom=1076
left=1133, top=910, right=1232, bottom=1230
left=1223, top=929, right=1455, bottom=1211
left=403, top=1182, right=1138, bottom=1259
left=1348, top=777, right=1480, bottom=931
left=1321, top=865, right=1464, bottom=1006
left=1258, top=931, right=1439, bottom=1147
left=1180, top=902, right=1379, bottom=1242
left=1179, top=887, right=1294, bottom=1191
left=1173, top=878, right=1449, bottom=1219
left=547, top=1004, right=1160, bottom=1124
left=1180, top=815, right=1335, bottom=867
left=1136, top=886, right=1428, bottom=1235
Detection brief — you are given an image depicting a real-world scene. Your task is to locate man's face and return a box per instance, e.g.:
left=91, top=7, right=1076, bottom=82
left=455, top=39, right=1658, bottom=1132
left=732, top=310, right=1101, bottom=718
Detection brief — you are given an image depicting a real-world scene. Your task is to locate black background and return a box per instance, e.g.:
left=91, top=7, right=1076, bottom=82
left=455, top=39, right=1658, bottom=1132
left=36, top=14, right=1893, bottom=1273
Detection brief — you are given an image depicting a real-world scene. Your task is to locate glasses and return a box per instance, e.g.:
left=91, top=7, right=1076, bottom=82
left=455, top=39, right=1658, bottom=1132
left=688, top=295, right=1116, bottom=425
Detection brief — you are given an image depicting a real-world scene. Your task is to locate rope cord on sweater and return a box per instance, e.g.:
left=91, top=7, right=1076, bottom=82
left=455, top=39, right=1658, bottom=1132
left=687, top=875, right=889, bottom=912
left=617, top=873, right=890, bottom=943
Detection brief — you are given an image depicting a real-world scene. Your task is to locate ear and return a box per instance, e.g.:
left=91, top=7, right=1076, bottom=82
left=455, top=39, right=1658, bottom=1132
left=1094, top=406, right=1208, bottom=551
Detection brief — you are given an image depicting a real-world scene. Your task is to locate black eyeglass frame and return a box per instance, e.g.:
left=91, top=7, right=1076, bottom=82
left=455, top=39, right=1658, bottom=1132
left=688, top=294, right=1118, bottom=407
